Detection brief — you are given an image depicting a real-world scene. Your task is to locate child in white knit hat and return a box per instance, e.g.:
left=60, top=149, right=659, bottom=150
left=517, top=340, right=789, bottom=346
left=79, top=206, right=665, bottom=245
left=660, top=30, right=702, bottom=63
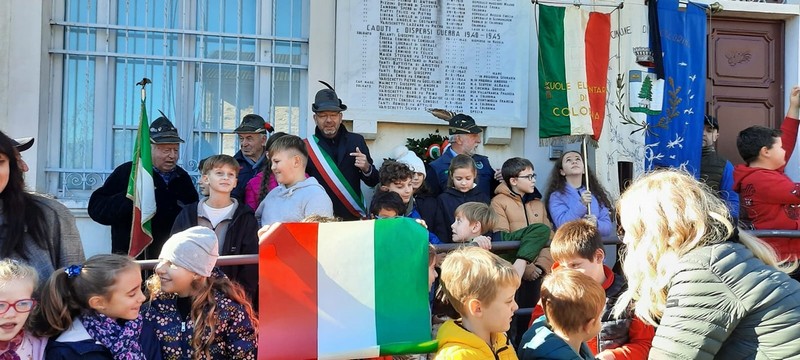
left=143, top=226, right=258, bottom=360
left=391, top=145, right=441, bottom=242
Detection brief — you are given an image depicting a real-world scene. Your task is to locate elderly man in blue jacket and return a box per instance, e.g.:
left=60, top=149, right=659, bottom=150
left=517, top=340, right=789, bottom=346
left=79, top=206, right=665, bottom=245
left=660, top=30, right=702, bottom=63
left=428, top=113, right=500, bottom=198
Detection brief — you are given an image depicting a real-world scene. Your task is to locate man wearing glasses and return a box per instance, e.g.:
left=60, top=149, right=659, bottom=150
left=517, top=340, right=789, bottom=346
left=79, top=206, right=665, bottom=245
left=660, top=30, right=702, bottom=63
left=304, top=83, right=380, bottom=220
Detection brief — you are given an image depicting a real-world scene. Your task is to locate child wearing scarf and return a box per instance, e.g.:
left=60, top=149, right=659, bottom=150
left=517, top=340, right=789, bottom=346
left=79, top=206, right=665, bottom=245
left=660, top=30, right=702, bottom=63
left=142, top=226, right=257, bottom=360
left=0, top=259, right=46, bottom=360
left=33, top=254, right=162, bottom=359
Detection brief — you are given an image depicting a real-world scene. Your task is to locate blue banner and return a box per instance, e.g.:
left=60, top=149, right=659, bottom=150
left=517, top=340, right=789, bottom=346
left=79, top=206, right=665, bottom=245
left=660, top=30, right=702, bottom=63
left=644, top=0, right=707, bottom=176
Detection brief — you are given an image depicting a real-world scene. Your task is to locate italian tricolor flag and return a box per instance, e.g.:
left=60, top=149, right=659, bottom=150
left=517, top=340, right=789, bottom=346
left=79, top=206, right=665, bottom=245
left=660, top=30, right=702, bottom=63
left=259, top=218, right=437, bottom=359
left=538, top=4, right=611, bottom=144
left=125, top=97, right=155, bottom=258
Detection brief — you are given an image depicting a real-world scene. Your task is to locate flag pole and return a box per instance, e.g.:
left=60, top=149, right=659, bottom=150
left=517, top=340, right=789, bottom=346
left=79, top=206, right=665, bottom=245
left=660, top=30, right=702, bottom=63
left=128, top=77, right=154, bottom=258
left=136, top=78, right=151, bottom=99
left=582, top=136, right=592, bottom=216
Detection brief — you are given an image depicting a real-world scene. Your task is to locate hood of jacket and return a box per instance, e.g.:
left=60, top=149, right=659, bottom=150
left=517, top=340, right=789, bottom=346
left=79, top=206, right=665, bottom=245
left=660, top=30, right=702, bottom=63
left=270, top=177, right=323, bottom=198
left=732, top=163, right=766, bottom=193
left=518, top=316, right=593, bottom=360
left=436, top=319, right=515, bottom=360
left=493, top=183, right=543, bottom=203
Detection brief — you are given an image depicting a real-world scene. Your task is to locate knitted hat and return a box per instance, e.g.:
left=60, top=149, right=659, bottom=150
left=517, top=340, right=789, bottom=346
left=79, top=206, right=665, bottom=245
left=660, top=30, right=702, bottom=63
left=159, top=226, right=219, bottom=277
left=391, top=145, right=426, bottom=178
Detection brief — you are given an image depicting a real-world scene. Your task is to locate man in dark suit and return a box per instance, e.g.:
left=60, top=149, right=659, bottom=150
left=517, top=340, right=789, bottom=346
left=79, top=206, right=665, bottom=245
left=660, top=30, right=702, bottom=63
left=304, top=84, right=379, bottom=220
left=88, top=114, right=198, bottom=258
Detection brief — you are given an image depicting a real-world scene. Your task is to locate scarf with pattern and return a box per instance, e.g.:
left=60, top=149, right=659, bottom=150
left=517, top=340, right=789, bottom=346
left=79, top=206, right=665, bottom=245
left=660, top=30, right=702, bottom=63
left=81, top=311, right=146, bottom=360
left=0, top=330, right=23, bottom=360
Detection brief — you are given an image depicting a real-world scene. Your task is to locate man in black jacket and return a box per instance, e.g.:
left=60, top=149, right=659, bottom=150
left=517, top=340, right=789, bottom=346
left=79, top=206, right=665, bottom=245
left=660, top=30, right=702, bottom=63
left=231, top=114, right=271, bottom=204
left=88, top=114, right=199, bottom=258
left=305, top=84, right=379, bottom=220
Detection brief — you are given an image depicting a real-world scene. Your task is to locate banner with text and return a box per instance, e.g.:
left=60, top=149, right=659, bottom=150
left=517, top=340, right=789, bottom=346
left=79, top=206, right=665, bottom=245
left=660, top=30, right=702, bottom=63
left=644, top=0, right=706, bottom=175
left=537, top=4, right=611, bottom=145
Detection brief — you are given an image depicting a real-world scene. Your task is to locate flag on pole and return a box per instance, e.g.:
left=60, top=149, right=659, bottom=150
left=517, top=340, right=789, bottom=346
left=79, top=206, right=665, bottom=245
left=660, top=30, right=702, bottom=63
left=126, top=97, right=156, bottom=258
left=259, top=218, right=437, bottom=359
left=537, top=4, right=611, bottom=145
left=644, top=0, right=706, bottom=175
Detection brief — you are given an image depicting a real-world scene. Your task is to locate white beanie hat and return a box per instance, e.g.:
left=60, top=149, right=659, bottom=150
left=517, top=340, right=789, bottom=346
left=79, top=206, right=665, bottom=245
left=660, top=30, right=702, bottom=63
left=159, top=226, right=219, bottom=277
left=391, top=145, right=426, bottom=178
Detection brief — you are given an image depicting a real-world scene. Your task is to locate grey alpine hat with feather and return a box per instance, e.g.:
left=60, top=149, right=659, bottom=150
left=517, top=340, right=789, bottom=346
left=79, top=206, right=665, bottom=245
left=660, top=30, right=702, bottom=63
left=312, top=81, right=347, bottom=113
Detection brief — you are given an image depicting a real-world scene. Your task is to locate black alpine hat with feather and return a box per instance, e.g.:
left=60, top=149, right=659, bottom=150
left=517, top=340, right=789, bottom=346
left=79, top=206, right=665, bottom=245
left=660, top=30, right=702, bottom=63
left=150, top=110, right=185, bottom=144
left=312, top=81, right=347, bottom=113
left=427, top=108, right=482, bottom=135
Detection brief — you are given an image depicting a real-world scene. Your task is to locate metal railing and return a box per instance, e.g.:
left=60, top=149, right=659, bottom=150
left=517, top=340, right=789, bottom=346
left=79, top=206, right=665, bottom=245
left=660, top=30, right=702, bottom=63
left=135, top=229, right=800, bottom=319
left=136, top=229, right=800, bottom=269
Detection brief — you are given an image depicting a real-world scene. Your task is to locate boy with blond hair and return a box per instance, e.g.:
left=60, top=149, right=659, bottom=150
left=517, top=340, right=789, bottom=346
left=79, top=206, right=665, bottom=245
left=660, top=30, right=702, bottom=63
left=255, top=135, right=333, bottom=225
left=435, top=246, right=520, bottom=360
left=450, top=202, right=550, bottom=278
left=171, top=154, right=259, bottom=305
left=518, top=269, right=605, bottom=360
left=527, top=219, right=654, bottom=359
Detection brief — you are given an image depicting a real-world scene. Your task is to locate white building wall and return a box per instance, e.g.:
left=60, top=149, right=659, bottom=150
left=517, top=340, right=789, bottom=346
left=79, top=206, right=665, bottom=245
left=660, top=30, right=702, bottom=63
left=1, top=0, right=799, bottom=253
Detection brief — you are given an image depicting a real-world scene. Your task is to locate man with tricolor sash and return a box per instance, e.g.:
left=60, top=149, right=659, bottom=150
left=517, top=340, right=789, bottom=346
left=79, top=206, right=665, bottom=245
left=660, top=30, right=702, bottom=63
left=305, top=83, right=380, bottom=220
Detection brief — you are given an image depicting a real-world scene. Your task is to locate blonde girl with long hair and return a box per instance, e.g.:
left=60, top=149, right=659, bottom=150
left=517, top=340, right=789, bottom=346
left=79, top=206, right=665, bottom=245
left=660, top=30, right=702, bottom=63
left=614, top=169, right=800, bottom=359
left=143, top=226, right=257, bottom=360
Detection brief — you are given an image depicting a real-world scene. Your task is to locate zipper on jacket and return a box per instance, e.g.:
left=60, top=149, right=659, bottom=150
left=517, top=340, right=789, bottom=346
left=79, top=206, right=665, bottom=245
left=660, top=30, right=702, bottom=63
left=494, top=345, right=509, bottom=360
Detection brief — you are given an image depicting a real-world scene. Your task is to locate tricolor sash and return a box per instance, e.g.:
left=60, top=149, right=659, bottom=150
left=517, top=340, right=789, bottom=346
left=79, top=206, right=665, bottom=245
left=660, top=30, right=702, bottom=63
left=305, top=136, right=367, bottom=218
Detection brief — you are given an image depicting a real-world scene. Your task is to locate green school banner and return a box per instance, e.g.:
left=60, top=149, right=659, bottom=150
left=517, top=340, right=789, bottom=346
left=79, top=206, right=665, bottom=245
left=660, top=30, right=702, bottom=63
left=538, top=4, right=611, bottom=145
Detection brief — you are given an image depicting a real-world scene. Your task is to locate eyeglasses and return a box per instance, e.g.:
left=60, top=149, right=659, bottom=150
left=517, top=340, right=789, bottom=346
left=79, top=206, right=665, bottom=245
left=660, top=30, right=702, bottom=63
left=314, top=113, right=340, bottom=120
left=515, top=174, right=536, bottom=181
left=0, top=299, right=36, bottom=314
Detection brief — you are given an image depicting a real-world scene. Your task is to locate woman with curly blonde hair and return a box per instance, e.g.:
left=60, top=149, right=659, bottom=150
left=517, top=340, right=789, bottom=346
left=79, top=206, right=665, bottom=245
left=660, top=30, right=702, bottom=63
left=614, top=169, right=800, bottom=359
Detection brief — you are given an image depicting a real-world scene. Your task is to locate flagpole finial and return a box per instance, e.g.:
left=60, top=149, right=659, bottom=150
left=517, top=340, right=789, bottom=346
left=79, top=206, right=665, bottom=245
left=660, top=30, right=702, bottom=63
left=137, top=78, right=151, bottom=101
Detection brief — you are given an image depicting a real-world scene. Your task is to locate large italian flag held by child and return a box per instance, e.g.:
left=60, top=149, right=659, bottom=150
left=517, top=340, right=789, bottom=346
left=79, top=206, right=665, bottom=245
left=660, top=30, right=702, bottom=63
left=259, top=218, right=437, bottom=359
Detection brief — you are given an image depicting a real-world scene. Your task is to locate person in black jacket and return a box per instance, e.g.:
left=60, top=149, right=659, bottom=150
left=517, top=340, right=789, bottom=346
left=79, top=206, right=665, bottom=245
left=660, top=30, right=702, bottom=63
left=88, top=114, right=198, bottom=258
left=231, top=113, right=272, bottom=203
left=434, top=154, right=491, bottom=242
left=170, top=154, right=259, bottom=307
left=304, top=82, right=379, bottom=220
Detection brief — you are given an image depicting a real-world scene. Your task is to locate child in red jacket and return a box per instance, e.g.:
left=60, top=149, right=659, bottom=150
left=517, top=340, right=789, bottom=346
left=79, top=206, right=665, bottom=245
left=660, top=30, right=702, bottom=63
left=528, top=220, right=654, bottom=359
left=733, top=85, right=800, bottom=263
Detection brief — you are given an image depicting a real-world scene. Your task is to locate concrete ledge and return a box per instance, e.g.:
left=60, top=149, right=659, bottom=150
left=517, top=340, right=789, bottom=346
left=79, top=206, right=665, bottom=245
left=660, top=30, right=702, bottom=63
left=353, top=119, right=378, bottom=140
left=483, top=126, right=512, bottom=145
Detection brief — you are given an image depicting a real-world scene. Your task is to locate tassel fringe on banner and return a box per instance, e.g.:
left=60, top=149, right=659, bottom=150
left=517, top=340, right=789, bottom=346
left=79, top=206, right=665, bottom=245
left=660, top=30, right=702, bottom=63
left=539, top=135, right=599, bottom=148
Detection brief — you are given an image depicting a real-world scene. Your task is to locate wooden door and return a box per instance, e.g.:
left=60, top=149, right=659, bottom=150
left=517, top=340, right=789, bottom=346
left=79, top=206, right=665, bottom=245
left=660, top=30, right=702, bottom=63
left=706, top=18, right=784, bottom=165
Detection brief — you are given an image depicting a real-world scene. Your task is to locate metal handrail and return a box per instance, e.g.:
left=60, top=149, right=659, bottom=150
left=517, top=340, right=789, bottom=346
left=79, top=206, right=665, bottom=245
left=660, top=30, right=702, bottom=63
left=135, top=229, right=800, bottom=269
left=135, top=229, right=800, bottom=320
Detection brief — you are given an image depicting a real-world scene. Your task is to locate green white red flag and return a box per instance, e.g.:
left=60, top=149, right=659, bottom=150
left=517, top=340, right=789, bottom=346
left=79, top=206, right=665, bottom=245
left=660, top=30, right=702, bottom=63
left=125, top=98, right=156, bottom=257
left=538, top=4, right=611, bottom=145
left=259, top=218, right=437, bottom=359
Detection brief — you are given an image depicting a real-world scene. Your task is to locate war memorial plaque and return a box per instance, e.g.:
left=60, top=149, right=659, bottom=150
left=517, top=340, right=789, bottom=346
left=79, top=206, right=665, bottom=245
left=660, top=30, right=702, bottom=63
left=335, top=0, right=530, bottom=127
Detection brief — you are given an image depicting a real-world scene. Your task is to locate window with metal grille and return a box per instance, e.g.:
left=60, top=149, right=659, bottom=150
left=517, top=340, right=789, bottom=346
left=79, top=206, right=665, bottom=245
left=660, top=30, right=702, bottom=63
left=47, top=0, right=308, bottom=199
